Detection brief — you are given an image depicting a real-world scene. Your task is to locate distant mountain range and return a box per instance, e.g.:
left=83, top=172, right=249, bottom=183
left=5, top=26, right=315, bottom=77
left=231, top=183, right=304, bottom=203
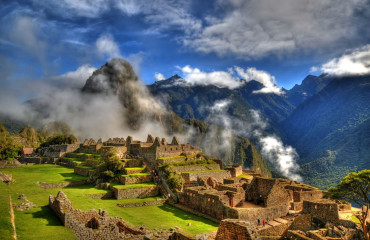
left=149, top=72, right=370, bottom=189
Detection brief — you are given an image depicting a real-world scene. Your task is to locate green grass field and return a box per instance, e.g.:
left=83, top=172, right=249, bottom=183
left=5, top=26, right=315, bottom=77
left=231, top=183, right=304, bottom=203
left=0, top=165, right=218, bottom=239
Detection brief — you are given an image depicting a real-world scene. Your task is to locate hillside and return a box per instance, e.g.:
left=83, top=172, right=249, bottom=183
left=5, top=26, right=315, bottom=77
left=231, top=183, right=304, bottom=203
left=149, top=75, right=294, bottom=123
left=282, top=74, right=370, bottom=189
left=286, top=74, right=333, bottom=106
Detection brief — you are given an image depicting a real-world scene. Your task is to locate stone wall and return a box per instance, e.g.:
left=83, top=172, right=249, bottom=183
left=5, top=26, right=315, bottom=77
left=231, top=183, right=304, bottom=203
left=124, top=159, right=143, bottom=168
left=85, top=159, right=102, bottom=168
left=302, top=200, right=339, bottom=224
left=181, top=171, right=231, bottom=184
left=112, top=186, right=159, bottom=199
left=215, top=219, right=258, bottom=240
left=225, top=165, right=243, bottom=178
left=237, top=203, right=289, bottom=224
left=49, top=191, right=149, bottom=240
left=74, top=167, right=94, bottom=177
left=119, top=174, right=152, bottom=185
left=285, top=230, right=312, bottom=240
left=245, top=177, right=290, bottom=208
left=42, top=144, right=80, bottom=158
left=290, top=201, right=303, bottom=211
left=293, top=190, right=323, bottom=202
left=116, top=198, right=165, bottom=208
left=258, top=222, right=290, bottom=237
left=169, top=164, right=220, bottom=173
left=37, top=180, right=87, bottom=189
left=178, top=189, right=239, bottom=220
left=86, top=192, right=114, bottom=199
left=288, top=214, right=312, bottom=232
left=100, top=146, right=127, bottom=158
left=18, top=157, right=54, bottom=164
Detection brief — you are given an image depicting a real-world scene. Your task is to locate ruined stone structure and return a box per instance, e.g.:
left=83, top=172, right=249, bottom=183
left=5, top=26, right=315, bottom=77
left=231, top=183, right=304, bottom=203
left=245, top=177, right=290, bottom=208
left=126, top=135, right=202, bottom=162
left=49, top=191, right=150, bottom=239
left=49, top=191, right=206, bottom=240
left=215, top=219, right=258, bottom=240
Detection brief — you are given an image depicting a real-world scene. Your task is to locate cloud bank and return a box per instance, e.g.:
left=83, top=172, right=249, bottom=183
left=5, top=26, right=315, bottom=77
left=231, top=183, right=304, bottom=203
left=320, top=44, right=370, bottom=76
left=204, top=99, right=302, bottom=181
left=176, top=65, right=283, bottom=94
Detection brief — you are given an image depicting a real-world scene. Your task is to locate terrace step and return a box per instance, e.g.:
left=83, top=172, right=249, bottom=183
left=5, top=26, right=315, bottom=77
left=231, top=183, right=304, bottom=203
left=74, top=166, right=95, bottom=177
left=85, top=158, right=103, bottom=167
left=60, top=157, right=85, bottom=167
left=111, top=183, right=159, bottom=200
left=119, top=173, right=152, bottom=185
left=124, top=167, right=146, bottom=175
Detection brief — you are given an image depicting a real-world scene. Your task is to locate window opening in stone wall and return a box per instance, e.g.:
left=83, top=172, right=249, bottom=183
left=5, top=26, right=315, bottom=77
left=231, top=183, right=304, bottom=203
left=86, top=217, right=99, bottom=229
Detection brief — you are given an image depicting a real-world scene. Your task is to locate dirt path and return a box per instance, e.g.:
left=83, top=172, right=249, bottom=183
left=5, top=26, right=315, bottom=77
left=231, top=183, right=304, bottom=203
left=9, top=195, right=17, bottom=240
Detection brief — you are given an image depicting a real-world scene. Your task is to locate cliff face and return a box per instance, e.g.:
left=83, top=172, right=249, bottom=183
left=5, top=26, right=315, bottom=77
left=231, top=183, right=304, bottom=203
left=82, top=58, right=164, bottom=130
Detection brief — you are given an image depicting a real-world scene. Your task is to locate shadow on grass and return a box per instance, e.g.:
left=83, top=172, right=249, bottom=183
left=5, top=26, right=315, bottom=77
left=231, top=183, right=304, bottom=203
left=59, top=173, right=88, bottom=181
left=157, top=204, right=219, bottom=227
left=26, top=206, right=64, bottom=226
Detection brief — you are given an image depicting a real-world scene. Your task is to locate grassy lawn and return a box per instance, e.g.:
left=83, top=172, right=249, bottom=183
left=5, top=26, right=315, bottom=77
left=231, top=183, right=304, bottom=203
left=0, top=165, right=218, bottom=239
left=112, top=182, right=156, bottom=189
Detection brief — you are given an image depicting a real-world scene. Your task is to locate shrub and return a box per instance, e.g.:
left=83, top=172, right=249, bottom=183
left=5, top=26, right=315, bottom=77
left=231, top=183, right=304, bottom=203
left=167, top=173, right=184, bottom=190
left=40, top=134, right=78, bottom=147
left=95, top=148, right=123, bottom=183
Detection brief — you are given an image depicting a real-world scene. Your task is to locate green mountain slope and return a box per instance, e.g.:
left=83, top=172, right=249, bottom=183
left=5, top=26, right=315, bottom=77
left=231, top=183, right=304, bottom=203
left=282, top=74, right=370, bottom=189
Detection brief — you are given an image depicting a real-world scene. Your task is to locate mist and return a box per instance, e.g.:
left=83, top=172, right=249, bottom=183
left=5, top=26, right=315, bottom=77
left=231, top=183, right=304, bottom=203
left=0, top=58, right=171, bottom=142
left=202, top=99, right=302, bottom=181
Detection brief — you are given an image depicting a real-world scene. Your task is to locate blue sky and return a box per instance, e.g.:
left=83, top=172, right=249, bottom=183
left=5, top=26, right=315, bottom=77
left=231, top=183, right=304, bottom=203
left=1, top=0, right=370, bottom=100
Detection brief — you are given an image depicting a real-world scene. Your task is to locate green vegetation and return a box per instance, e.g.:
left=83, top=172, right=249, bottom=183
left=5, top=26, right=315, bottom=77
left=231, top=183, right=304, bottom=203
left=0, top=123, right=21, bottom=159
left=167, top=173, right=184, bottom=191
left=0, top=165, right=217, bottom=238
left=112, top=183, right=156, bottom=189
left=326, top=170, right=370, bottom=240
left=96, top=148, right=124, bottom=183
left=40, top=134, right=78, bottom=147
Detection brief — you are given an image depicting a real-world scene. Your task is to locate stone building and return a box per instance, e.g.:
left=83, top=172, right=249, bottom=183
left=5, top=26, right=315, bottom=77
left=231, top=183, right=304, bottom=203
left=245, top=177, right=290, bottom=208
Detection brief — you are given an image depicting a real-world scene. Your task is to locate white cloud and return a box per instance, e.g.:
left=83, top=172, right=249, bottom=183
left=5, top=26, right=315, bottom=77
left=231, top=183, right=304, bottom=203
left=154, top=73, right=166, bottom=81
left=234, top=67, right=283, bottom=95
left=176, top=65, right=283, bottom=94
left=310, top=66, right=319, bottom=73
left=31, top=0, right=110, bottom=19
left=184, top=0, right=368, bottom=59
left=178, top=65, right=243, bottom=89
left=52, top=65, right=96, bottom=89
left=320, top=44, right=370, bottom=76
left=96, top=34, right=121, bottom=59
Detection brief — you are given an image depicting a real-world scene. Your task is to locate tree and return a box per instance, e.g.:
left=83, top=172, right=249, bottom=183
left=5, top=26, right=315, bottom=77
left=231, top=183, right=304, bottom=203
left=95, top=148, right=123, bottom=183
left=326, top=170, right=370, bottom=240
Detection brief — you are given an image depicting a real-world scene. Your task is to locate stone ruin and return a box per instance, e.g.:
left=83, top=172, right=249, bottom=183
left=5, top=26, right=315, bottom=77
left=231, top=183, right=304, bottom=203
left=49, top=191, right=198, bottom=240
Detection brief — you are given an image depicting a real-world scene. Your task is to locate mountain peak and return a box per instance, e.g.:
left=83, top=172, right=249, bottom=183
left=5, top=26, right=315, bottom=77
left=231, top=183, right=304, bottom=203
left=82, top=58, right=138, bottom=95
